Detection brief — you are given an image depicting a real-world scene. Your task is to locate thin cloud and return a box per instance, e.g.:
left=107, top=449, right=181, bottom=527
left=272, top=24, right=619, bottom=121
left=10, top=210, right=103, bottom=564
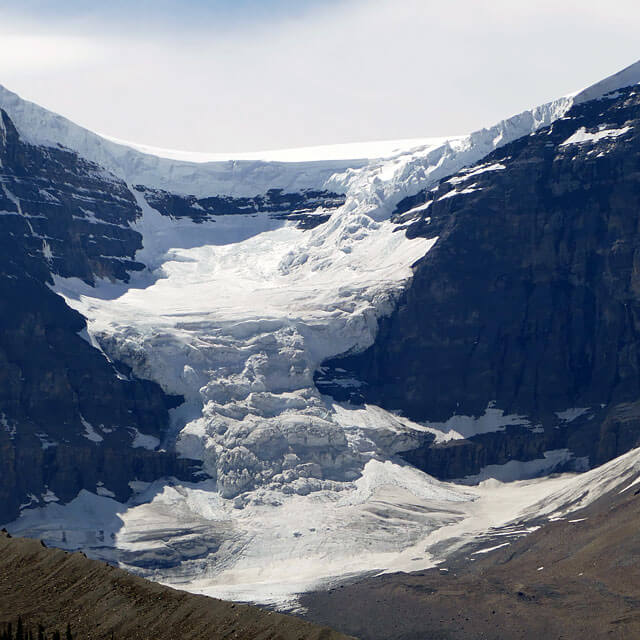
left=1, top=0, right=638, bottom=152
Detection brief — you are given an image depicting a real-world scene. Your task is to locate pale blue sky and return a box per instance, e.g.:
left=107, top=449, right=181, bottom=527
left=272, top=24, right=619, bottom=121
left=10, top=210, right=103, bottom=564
left=1, top=1, right=639, bottom=152
left=3, top=1, right=335, bottom=28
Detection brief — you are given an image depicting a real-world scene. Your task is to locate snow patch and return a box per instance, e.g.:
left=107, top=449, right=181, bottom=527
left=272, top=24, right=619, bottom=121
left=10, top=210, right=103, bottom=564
left=0, top=413, right=16, bottom=438
left=459, top=449, right=574, bottom=484
left=96, top=483, right=117, bottom=498
left=35, top=432, right=58, bottom=450
left=130, top=429, right=160, bottom=451
left=472, top=542, right=510, bottom=555
left=560, top=126, right=631, bottom=146
left=619, top=475, right=640, bottom=494
left=423, top=404, right=532, bottom=440
left=448, top=162, right=506, bottom=185
left=438, top=184, right=481, bottom=200
left=80, top=416, right=103, bottom=443
left=42, top=240, right=53, bottom=261
left=555, top=407, right=590, bottom=423
left=42, top=489, right=59, bottom=503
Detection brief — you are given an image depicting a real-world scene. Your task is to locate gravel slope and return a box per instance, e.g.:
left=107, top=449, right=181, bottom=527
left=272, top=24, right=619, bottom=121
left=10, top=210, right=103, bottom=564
left=0, top=531, right=353, bottom=640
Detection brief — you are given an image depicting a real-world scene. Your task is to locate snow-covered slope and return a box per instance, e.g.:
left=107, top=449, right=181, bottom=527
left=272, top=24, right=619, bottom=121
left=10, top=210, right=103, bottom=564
left=0, top=82, right=570, bottom=203
left=572, top=58, right=640, bottom=104
left=4, top=59, right=640, bottom=609
left=0, top=84, right=370, bottom=197
left=100, top=133, right=450, bottom=163
left=9, top=443, right=640, bottom=608
left=2, top=59, right=639, bottom=200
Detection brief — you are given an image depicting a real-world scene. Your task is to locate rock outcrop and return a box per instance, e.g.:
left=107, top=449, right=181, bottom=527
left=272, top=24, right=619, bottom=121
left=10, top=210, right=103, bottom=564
left=136, top=185, right=345, bottom=229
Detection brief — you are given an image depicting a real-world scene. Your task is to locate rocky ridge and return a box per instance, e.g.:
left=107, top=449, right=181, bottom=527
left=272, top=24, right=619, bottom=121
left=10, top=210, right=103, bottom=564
left=0, top=530, right=352, bottom=640
left=136, top=185, right=345, bottom=230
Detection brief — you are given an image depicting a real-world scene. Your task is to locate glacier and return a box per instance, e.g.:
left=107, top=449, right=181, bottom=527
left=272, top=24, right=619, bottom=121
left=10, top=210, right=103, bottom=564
left=3, top=59, right=640, bottom=609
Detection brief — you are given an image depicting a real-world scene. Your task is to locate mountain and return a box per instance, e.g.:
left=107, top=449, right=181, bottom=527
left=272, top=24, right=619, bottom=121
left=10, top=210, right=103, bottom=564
left=320, top=69, right=640, bottom=480
left=0, top=530, right=351, bottom=640
left=0, top=60, right=640, bottom=613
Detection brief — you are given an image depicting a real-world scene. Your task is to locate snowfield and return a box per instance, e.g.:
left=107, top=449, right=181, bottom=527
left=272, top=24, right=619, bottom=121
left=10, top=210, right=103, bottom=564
left=4, top=60, right=640, bottom=609
left=10, top=447, right=640, bottom=609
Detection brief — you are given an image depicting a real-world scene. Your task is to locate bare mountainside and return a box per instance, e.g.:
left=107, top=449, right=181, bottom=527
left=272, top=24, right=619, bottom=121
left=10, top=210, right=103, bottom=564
left=0, top=531, right=352, bottom=640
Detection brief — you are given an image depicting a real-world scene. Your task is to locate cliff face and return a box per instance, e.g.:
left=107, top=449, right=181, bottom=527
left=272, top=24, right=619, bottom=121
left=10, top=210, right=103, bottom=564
left=319, top=85, right=640, bottom=478
left=0, top=110, right=200, bottom=523
left=136, top=185, right=345, bottom=229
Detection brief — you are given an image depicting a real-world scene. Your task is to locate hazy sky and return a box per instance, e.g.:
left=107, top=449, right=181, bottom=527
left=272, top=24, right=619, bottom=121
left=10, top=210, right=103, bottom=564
left=1, top=0, right=639, bottom=152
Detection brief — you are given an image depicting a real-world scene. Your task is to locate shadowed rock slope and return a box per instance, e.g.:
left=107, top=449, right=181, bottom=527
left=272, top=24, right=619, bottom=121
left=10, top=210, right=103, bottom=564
left=0, top=108, right=203, bottom=524
left=0, top=531, right=353, bottom=640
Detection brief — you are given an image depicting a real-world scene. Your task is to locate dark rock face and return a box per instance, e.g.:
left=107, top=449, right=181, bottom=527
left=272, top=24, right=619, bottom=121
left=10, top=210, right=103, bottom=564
left=0, top=111, right=144, bottom=284
left=136, top=185, right=345, bottom=229
left=401, top=426, right=548, bottom=480
left=319, top=85, right=640, bottom=478
left=0, top=110, right=199, bottom=523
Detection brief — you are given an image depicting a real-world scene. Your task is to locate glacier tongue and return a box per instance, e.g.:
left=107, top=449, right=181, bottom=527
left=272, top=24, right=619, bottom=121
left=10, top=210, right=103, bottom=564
left=46, top=185, right=447, bottom=607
